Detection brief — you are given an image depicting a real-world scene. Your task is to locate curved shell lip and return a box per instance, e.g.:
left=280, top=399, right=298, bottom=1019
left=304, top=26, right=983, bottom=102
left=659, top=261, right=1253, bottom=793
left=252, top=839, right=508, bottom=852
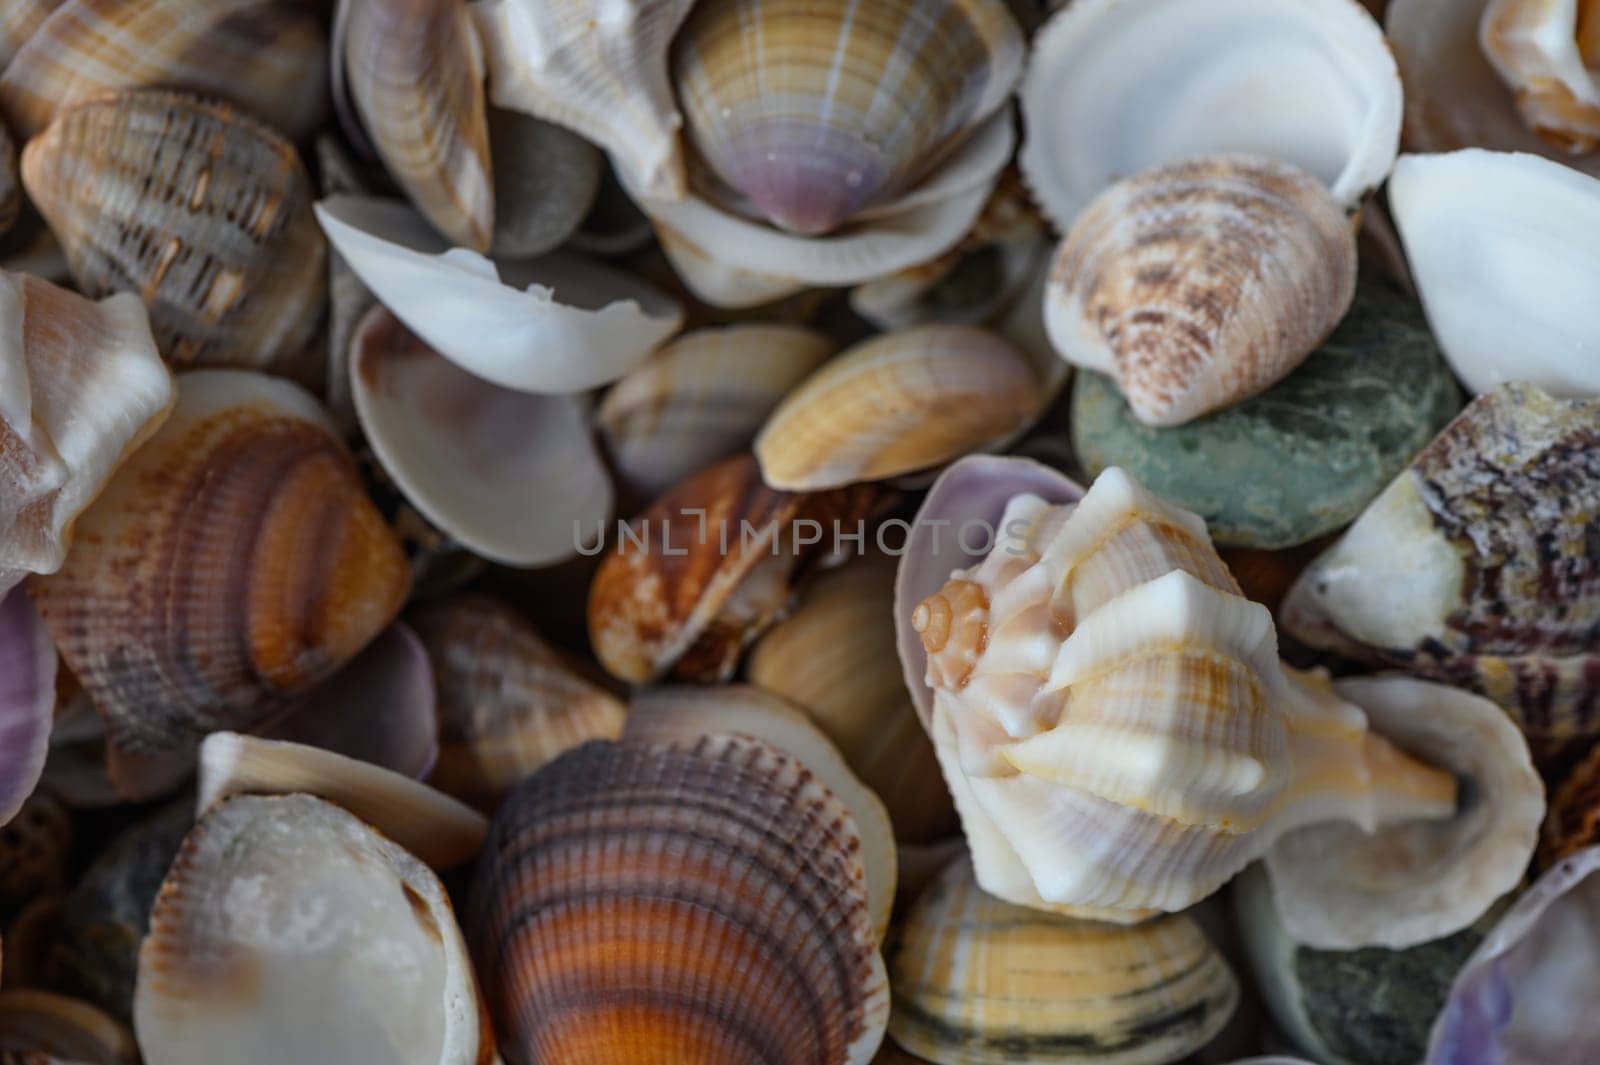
left=1019, top=0, right=1401, bottom=230
left=0, top=589, right=55, bottom=826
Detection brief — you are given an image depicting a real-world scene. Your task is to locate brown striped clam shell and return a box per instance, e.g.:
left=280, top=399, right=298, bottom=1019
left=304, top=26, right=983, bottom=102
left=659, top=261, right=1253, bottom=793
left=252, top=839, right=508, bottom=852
left=466, top=735, right=890, bottom=1065
left=20, top=90, right=327, bottom=378
left=30, top=370, right=410, bottom=760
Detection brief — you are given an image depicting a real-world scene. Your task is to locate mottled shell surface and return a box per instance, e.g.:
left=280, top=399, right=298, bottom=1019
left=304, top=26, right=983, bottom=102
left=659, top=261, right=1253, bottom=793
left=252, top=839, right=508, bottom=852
left=21, top=91, right=327, bottom=378
left=467, top=736, right=889, bottom=1065
left=410, top=596, right=626, bottom=812
left=30, top=370, right=410, bottom=758
left=887, top=857, right=1238, bottom=1065
left=344, top=0, right=493, bottom=251
left=672, top=0, right=1025, bottom=235
left=1480, top=0, right=1600, bottom=153
left=1045, top=155, right=1357, bottom=427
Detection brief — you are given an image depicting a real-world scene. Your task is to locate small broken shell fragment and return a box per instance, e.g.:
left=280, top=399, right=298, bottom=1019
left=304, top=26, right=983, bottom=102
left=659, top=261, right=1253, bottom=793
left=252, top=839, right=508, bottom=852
left=755, top=325, right=1040, bottom=490
left=21, top=90, right=327, bottom=378
left=467, top=736, right=889, bottom=1065
left=0, top=990, right=137, bottom=1064
left=409, top=595, right=626, bottom=812
left=887, top=856, right=1239, bottom=1065
left=1542, top=740, right=1600, bottom=869
left=1045, top=155, right=1357, bottom=427
left=1480, top=0, right=1600, bottom=153
left=30, top=370, right=410, bottom=760
left=0, top=592, right=52, bottom=828
left=135, top=794, right=491, bottom=1065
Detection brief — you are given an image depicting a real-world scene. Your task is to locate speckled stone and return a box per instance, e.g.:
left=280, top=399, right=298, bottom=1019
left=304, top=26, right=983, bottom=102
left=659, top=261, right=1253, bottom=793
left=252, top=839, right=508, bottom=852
left=1071, top=281, right=1462, bottom=548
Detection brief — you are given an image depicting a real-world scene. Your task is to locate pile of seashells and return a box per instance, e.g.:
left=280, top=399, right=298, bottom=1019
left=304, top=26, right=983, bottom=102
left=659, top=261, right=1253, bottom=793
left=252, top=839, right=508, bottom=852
left=2, top=0, right=1600, bottom=1062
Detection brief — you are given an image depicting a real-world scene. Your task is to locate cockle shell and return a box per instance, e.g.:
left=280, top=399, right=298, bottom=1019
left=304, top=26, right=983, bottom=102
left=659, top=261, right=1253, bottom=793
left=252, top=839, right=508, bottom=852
left=588, top=453, right=885, bottom=684
left=466, top=736, right=889, bottom=1065
left=21, top=91, right=327, bottom=379
left=0, top=592, right=53, bottom=828
left=0, top=270, right=173, bottom=597
left=598, top=324, right=836, bottom=502
left=1281, top=382, right=1600, bottom=745
left=1388, top=149, right=1600, bottom=396
left=1044, top=155, right=1357, bottom=427
left=135, top=794, right=492, bottom=1065
left=409, top=595, right=626, bottom=812
left=30, top=370, right=410, bottom=759
left=888, top=856, right=1239, bottom=1065
left=755, top=325, right=1040, bottom=491
left=1542, top=740, right=1600, bottom=868
left=0, top=0, right=328, bottom=142
left=469, top=0, right=694, bottom=200
left=0, top=990, right=137, bottom=1064
left=672, top=0, right=1025, bottom=235
left=909, top=465, right=1458, bottom=920
left=1481, top=0, right=1600, bottom=153
left=1020, top=0, right=1402, bottom=230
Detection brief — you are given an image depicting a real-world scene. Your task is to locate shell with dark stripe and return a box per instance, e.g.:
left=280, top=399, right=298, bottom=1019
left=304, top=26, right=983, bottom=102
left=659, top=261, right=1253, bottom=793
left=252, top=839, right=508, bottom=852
left=466, top=735, right=889, bottom=1065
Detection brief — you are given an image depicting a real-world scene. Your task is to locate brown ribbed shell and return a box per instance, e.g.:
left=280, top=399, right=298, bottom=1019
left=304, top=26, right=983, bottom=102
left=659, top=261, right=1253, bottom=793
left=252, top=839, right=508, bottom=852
left=20, top=90, right=327, bottom=379
left=30, top=371, right=409, bottom=757
left=467, top=736, right=889, bottom=1065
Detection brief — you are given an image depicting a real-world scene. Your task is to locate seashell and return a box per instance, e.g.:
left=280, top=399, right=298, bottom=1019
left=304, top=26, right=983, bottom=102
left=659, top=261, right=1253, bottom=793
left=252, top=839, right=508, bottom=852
left=755, top=325, right=1040, bottom=491
left=1388, top=148, right=1600, bottom=396
left=21, top=91, right=327, bottom=378
left=0, top=790, right=71, bottom=912
left=0, top=0, right=328, bottom=142
left=907, top=465, right=1459, bottom=920
left=350, top=305, right=614, bottom=566
left=1044, top=155, right=1358, bottom=427
left=317, top=195, right=684, bottom=393
left=469, top=0, right=694, bottom=200
left=1020, top=0, right=1401, bottom=230
left=652, top=220, right=810, bottom=308
left=671, top=0, right=1025, bottom=236
left=588, top=453, right=886, bottom=684
left=1281, top=382, right=1600, bottom=746
left=316, top=134, right=378, bottom=437
left=0, top=270, right=174, bottom=597
left=887, top=856, right=1239, bottom=1065
left=1263, top=674, right=1543, bottom=949
left=343, top=0, right=493, bottom=251
left=135, top=794, right=491, bottom=1065
left=1542, top=739, right=1600, bottom=869
left=0, top=1, right=61, bottom=69
left=598, top=324, right=836, bottom=502
left=749, top=557, right=959, bottom=844
left=0, top=592, right=53, bottom=828
left=37, top=679, right=191, bottom=809
left=488, top=107, right=602, bottom=259
left=0, top=990, right=137, bottom=1064
left=409, top=595, right=626, bottom=812
left=1427, top=845, right=1600, bottom=1062
left=622, top=685, right=897, bottom=943
left=30, top=370, right=410, bottom=760
left=1480, top=0, right=1600, bottom=153
left=466, top=735, right=889, bottom=1065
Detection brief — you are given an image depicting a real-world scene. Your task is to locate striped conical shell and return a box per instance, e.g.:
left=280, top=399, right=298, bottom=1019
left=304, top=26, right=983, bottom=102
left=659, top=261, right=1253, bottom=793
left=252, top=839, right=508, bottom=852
left=467, top=736, right=889, bottom=1065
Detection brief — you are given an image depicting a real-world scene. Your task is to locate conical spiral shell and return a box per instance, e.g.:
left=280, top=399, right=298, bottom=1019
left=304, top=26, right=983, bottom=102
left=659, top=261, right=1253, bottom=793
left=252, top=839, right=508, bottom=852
left=672, top=0, right=1025, bottom=234
left=21, top=90, right=327, bottom=378
left=30, top=370, right=410, bottom=758
left=1045, top=155, right=1357, bottom=427
left=467, top=736, right=889, bottom=1065
left=344, top=0, right=494, bottom=251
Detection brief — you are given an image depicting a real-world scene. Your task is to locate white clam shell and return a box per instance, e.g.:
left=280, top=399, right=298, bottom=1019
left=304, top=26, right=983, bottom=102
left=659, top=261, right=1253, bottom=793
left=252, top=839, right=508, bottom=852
left=1020, top=0, right=1401, bottom=230
left=315, top=194, right=684, bottom=394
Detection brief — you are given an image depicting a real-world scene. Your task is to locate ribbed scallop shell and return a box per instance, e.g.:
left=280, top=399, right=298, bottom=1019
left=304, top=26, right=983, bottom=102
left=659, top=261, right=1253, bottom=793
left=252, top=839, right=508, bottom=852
left=0, top=0, right=327, bottom=141
left=888, top=857, right=1238, bottom=1065
left=135, top=794, right=490, bottom=1065
left=1480, top=0, right=1600, bottom=153
left=672, top=0, right=1025, bottom=235
left=344, top=0, right=493, bottom=251
left=1045, top=155, right=1357, bottom=427
left=755, top=325, right=1039, bottom=491
left=30, top=370, right=410, bottom=758
left=0, top=990, right=137, bottom=1064
left=21, top=91, right=327, bottom=378
left=409, top=595, right=626, bottom=812
left=466, top=736, right=889, bottom=1065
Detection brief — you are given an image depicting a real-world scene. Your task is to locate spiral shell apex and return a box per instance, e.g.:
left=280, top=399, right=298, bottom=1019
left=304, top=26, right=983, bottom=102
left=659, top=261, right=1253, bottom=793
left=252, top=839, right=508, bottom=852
left=467, top=736, right=889, bottom=1065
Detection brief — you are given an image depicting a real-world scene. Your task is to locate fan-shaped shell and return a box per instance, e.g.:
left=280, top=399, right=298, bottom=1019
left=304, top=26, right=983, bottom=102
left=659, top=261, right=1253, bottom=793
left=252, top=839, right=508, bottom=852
left=672, top=0, right=1025, bottom=235
left=1481, top=0, right=1600, bottom=153
left=1045, top=155, right=1357, bottom=427
left=888, top=856, right=1239, bottom=1065
left=466, top=735, right=889, bottom=1065
left=30, top=370, right=410, bottom=759
left=21, top=91, right=327, bottom=378
left=134, top=794, right=490, bottom=1065
left=0, top=990, right=137, bottom=1064
left=755, top=325, right=1039, bottom=490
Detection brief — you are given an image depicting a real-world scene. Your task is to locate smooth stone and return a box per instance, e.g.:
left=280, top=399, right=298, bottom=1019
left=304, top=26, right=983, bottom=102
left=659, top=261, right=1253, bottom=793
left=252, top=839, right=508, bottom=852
left=490, top=107, right=602, bottom=259
left=1071, top=280, right=1462, bottom=549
